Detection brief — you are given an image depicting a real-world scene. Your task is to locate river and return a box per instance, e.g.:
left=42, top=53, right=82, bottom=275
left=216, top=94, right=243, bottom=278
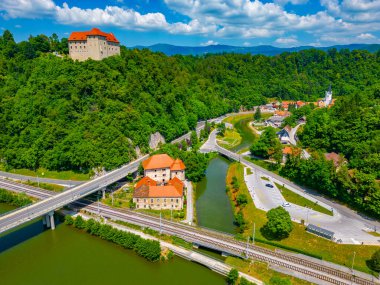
left=231, top=117, right=256, bottom=153
left=195, top=156, right=236, bottom=234
left=0, top=203, right=225, bottom=285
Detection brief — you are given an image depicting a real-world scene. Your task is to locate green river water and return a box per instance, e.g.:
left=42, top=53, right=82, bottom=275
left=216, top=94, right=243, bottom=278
left=231, top=117, right=256, bottom=153
left=0, top=203, right=225, bottom=285
left=196, top=156, right=236, bottom=234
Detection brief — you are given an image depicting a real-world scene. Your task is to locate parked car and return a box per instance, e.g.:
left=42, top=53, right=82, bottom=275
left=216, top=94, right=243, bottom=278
left=265, top=183, right=274, bottom=188
left=282, top=202, right=291, bottom=207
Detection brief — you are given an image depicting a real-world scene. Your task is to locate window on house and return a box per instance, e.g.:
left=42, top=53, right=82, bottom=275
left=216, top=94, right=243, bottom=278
left=171, top=198, right=173, bottom=202
left=164, top=199, right=166, bottom=202
left=151, top=199, right=153, bottom=203
left=157, top=198, right=160, bottom=202
left=155, top=175, right=157, bottom=177
left=136, top=205, right=139, bottom=208
left=176, top=199, right=179, bottom=203
left=163, top=174, right=166, bottom=177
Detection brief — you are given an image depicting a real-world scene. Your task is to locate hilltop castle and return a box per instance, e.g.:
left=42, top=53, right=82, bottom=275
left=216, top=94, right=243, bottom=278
left=68, top=28, right=120, bottom=61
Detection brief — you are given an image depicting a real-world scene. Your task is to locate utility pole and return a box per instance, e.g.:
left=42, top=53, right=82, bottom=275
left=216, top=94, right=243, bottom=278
left=37, top=175, right=39, bottom=188
left=97, top=198, right=100, bottom=214
left=351, top=251, right=356, bottom=272
left=306, top=208, right=310, bottom=225
left=252, top=223, right=256, bottom=245
left=246, top=236, right=249, bottom=259
left=159, top=212, right=162, bottom=234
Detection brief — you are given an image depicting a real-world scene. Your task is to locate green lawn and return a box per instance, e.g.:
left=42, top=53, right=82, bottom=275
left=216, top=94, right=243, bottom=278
left=0, top=165, right=90, bottom=181
left=274, top=182, right=333, bottom=216
left=261, top=176, right=269, bottom=181
left=223, top=113, right=253, bottom=125
left=21, top=180, right=65, bottom=192
left=217, top=129, right=242, bottom=149
left=244, top=156, right=280, bottom=175
left=227, top=162, right=379, bottom=275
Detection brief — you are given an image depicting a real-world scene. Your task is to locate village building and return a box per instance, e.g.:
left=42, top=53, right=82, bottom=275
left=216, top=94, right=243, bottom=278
left=68, top=28, right=120, bottom=61
left=282, top=146, right=302, bottom=163
left=133, top=154, right=186, bottom=210
left=324, top=152, right=346, bottom=169
left=277, top=125, right=292, bottom=144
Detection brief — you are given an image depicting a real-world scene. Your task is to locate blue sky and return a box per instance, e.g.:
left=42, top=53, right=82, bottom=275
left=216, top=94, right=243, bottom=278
left=0, top=0, right=380, bottom=47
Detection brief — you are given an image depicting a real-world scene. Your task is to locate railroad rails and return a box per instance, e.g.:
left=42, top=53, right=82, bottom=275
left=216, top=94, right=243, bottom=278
left=1, top=178, right=378, bottom=285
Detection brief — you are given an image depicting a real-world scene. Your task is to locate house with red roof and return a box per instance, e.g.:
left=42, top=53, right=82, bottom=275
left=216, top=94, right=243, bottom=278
left=68, top=28, right=120, bottom=61
left=133, top=154, right=186, bottom=210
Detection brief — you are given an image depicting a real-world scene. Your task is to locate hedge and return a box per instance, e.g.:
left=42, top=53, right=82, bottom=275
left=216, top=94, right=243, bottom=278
left=0, top=188, right=32, bottom=207
left=65, top=215, right=161, bottom=262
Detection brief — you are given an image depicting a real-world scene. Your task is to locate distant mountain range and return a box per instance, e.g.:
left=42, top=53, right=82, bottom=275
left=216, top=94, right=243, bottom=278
left=131, top=43, right=380, bottom=56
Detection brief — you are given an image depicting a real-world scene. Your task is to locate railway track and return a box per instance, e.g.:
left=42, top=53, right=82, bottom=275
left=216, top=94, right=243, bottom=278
left=1, top=178, right=378, bottom=285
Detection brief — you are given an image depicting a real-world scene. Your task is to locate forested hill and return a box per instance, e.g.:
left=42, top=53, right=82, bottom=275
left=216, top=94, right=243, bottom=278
left=0, top=30, right=380, bottom=173
left=133, top=43, right=380, bottom=56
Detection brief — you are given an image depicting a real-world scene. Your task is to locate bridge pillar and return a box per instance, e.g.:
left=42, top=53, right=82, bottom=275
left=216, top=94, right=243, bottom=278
left=49, top=211, right=55, bottom=230
left=45, top=214, right=51, bottom=228
left=102, top=188, right=106, bottom=200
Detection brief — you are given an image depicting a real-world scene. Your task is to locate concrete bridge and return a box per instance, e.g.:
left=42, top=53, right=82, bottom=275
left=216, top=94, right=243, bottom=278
left=0, top=113, right=231, bottom=234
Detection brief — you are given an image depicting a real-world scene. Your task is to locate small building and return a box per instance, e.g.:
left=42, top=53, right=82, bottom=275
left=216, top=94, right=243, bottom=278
left=133, top=176, right=184, bottom=210
left=142, top=154, right=185, bottom=184
left=306, top=224, right=334, bottom=240
left=133, top=154, right=186, bottom=210
left=282, top=146, right=301, bottom=163
left=68, top=28, right=120, bottom=61
left=324, top=152, right=346, bottom=168
left=277, top=126, right=292, bottom=144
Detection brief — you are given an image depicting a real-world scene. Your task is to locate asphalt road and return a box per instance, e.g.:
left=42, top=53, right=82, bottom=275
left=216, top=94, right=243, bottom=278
left=201, top=129, right=380, bottom=245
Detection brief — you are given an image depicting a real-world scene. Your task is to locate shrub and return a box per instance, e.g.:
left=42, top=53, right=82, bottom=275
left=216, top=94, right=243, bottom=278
left=369, top=249, right=380, bottom=272
left=239, top=277, right=255, bottom=285
left=73, top=215, right=86, bottom=229
left=262, top=207, right=293, bottom=240
left=236, top=194, right=248, bottom=207
left=227, top=268, right=239, bottom=285
left=64, top=215, right=74, bottom=225
left=269, top=276, right=292, bottom=285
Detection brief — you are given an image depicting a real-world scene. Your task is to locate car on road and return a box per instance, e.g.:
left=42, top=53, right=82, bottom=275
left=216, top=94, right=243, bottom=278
left=282, top=202, right=291, bottom=207
left=265, top=183, right=274, bottom=188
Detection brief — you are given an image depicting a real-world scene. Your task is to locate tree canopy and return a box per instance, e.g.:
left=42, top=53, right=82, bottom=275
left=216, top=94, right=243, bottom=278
left=1, top=29, right=380, bottom=174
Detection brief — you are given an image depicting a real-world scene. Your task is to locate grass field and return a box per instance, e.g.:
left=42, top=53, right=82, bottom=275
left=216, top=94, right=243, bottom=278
left=217, top=128, right=242, bottom=149
left=226, top=162, right=379, bottom=275
left=274, top=182, right=333, bottom=216
left=225, top=257, right=313, bottom=285
left=21, top=180, right=65, bottom=192
left=223, top=113, right=253, bottom=125
left=0, top=165, right=90, bottom=181
left=244, top=156, right=280, bottom=175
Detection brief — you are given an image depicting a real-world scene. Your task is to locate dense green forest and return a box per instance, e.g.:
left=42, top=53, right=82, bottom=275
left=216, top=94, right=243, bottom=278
left=282, top=92, right=380, bottom=217
left=1, top=30, right=380, bottom=173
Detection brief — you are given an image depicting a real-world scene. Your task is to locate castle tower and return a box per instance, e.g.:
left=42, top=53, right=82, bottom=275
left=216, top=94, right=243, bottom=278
left=324, top=84, right=332, bottom=106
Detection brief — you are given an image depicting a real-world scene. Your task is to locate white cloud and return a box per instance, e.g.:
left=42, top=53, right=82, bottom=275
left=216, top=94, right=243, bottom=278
left=243, top=41, right=251, bottom=46
left=274, top=0, right=308, bottom=6
left=200, top=40, right=218, bottom=46
left=0, top=0, right=55, bottom=19
left=357, top=33, right=375, bottom=40
left=14, top=24, right=21, bottom=28
left=275, top=35, right=299, bottom=46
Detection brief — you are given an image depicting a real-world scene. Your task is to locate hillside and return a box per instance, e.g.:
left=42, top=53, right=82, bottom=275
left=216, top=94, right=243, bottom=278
left=0, top=30, right=380, bottom=174
left=132, top=43, right=380, bottom=56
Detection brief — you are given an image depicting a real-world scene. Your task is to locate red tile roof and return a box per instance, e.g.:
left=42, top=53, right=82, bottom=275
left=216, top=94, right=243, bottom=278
left=142, top=154, right=185, bottom=171
left=170, top=158, right=186, bottom=171
left=133, top=185, right=183, bottom=198
left=135, top=176, right=157, bottom=189
left=142, top=154, right=174, bottom=170
left=133, top=175, right=184, bottom=198
left=68, top=28, right=119, bottom=43
left=324, top=152, right=342, bottom=167
left=282, top=146, right=301, bottom=155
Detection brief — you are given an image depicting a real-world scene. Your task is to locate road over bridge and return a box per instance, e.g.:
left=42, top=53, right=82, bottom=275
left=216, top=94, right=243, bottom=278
left=0, top=178, right=378, bottom=285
